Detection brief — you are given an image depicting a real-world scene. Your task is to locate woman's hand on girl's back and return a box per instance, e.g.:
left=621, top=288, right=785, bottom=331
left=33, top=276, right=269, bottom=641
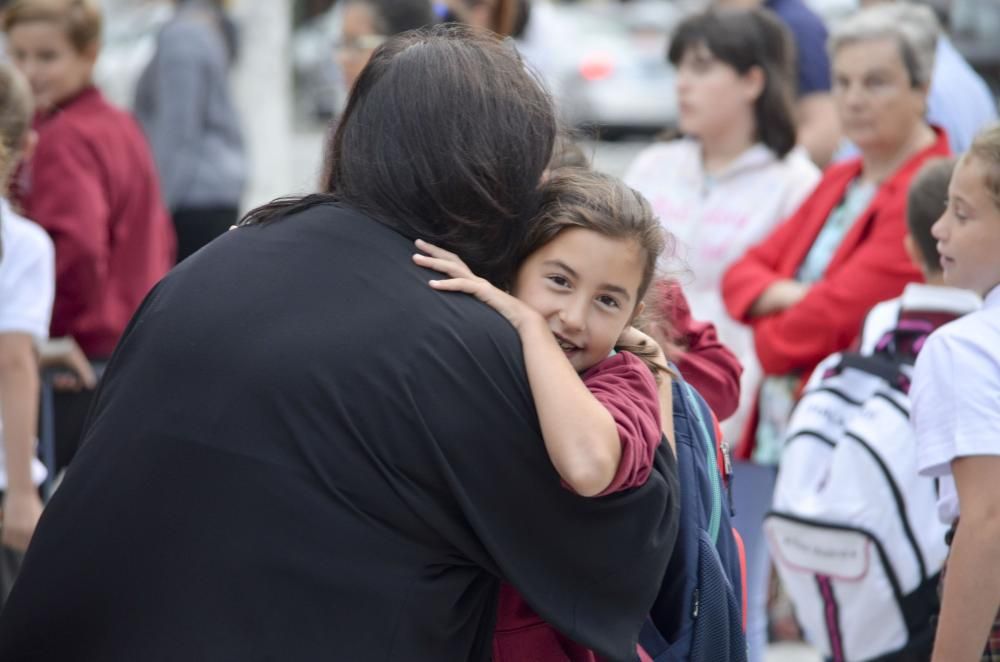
left=412, top=239, right=543, bottom=332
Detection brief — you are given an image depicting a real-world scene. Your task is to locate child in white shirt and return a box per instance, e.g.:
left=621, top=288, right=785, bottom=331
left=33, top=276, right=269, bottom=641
left=0, top=62, right=53, bottom=594
left=911, top=124, right=1000, bottom=661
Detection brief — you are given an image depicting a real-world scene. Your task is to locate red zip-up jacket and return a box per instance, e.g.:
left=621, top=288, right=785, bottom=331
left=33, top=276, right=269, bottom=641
left=15, top=86, right=175, bottom=358
left=721, top=128, right=949, bottom=457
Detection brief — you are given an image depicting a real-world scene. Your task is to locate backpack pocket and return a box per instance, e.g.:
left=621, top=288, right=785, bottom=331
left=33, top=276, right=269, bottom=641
left=689, top=529, right=747, bottom=662
left=765, top=514, right=926, bottom=661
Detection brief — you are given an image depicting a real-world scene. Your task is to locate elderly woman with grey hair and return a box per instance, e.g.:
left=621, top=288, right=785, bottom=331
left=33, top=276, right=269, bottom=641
left=721, top=4, right=950, bottom=656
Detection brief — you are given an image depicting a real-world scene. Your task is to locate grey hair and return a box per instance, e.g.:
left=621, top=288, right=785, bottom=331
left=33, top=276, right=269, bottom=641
left=828, top=2, right=939, bottom=88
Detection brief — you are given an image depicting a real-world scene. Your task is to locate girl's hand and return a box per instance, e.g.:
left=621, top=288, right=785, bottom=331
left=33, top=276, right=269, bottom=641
left=37, top=337, right=97, bottom=392
left=1, top=488, right=43, bottom=552
left=412, top=239, right=542, bottom=331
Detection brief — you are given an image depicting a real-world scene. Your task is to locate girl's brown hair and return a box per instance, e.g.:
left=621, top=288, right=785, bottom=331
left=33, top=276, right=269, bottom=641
left=519, top=168, right=667, bottom=305
left=967, top=123, right=1000, bottom=213
left=3, top=0, right=102, bottom=53
left=518, top=168, right=674, bottom=378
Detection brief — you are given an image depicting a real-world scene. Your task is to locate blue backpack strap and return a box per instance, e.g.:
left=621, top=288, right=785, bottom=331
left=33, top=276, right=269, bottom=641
left=681, top=381, right=723, bottom=545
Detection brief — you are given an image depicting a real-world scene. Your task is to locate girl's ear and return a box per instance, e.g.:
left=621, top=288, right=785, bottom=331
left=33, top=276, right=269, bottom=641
left=743, top=65, right=766, bottom=103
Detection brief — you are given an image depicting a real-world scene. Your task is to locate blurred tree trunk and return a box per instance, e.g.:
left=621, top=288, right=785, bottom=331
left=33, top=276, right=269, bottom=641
left=230, top=0, right=296, bottom=212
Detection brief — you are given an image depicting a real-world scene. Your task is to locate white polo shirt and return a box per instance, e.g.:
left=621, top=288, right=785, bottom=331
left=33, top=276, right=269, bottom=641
left=912, top=284, right=1000, bottom=524
left=0, top=198, right=54, bottom=490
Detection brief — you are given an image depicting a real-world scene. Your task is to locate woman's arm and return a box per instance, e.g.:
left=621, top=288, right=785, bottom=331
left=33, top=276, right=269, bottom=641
left=740, top=199, right=922, bottom=375
left=932, top=455, right=1000, bottom=662
left=413, top=240, right=661, bottom=497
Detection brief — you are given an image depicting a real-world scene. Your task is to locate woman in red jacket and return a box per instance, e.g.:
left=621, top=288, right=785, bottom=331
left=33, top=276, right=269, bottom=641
left=721, top=4, right=949, bottom=655
left=3, top=0, right=174, bottom=470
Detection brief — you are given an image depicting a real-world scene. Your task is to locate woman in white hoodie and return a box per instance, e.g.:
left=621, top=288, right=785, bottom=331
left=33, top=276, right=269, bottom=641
left=624, top=8, right=819, bottom=661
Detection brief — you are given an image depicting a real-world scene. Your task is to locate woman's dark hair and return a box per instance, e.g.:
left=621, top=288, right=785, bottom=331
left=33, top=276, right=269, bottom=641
left=240, top=24, right=556, bottom=285
left=346, top=0, right=436, bottom=37
left=906, top=157, right=956, bottom=272
left=667, top=7, right=798, bottom=158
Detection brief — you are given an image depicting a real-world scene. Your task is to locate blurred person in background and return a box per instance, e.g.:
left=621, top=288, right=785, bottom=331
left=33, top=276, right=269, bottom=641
left=716, top=0, right=840, bottom=167
left=134, top=0, right=246, bottom=263
left=438, top=0, right=519, bottom=36
left=337, top=0, right=436, bottom=90
left=3, top=0, right=174, bottom=472
left=624, top=9, right=819, bottom=660
left=851, top=0, right=996, bottom=155
left=0, top=61, right=51, bottom=604
left=722, top=6, right=949, bottom=647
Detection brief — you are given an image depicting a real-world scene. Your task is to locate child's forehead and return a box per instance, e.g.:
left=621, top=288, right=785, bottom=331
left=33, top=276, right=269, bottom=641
left=533, top=228, right=645, bottom=283
left=953, top=156, right=1000, bottom=210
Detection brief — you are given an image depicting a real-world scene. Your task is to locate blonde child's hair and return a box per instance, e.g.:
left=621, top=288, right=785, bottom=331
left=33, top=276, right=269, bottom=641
left=967, top=123, right=1000, bottom=213
left=0, top=61, right=34, bottom=182
left=2, top=0, right=102, bottom=53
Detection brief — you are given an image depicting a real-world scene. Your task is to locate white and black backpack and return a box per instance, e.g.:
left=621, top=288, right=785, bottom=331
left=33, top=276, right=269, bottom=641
left=764, top=319, right=947, bottom=661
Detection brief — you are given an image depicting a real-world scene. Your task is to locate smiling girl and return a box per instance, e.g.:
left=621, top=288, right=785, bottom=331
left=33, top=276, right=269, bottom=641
left=415, top=168, right=676, bottom=661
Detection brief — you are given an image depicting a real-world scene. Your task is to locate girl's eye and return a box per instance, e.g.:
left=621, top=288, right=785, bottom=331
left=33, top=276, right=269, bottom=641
left=597, top=295, right=621, bottom=309
left=950, top=201, right=970, bottom=222
left=547, top=275, right=570, bottom=288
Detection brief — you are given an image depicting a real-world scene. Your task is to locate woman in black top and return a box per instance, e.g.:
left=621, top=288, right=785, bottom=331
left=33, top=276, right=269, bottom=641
left=0, top=25, right=679, bottom=662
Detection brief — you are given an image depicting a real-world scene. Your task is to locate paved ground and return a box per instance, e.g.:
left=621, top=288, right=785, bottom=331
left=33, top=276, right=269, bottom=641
left=766, top=642, right=821, bottom=662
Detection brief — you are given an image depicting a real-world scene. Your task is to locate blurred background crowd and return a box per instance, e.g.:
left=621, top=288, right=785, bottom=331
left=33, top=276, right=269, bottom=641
left=67, top=0, right=1000, bottom=205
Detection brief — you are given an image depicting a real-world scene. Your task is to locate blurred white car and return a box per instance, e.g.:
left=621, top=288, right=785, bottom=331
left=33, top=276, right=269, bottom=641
left=520, top=2, right=678, bottom=139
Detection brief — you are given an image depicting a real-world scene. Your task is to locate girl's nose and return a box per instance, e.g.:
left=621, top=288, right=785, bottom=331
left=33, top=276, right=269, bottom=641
left=559, top=302, right=586, bottom=334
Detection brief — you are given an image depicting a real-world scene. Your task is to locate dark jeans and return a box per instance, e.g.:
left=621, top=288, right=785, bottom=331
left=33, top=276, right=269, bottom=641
left=172, top=206, right=240, bottom=263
